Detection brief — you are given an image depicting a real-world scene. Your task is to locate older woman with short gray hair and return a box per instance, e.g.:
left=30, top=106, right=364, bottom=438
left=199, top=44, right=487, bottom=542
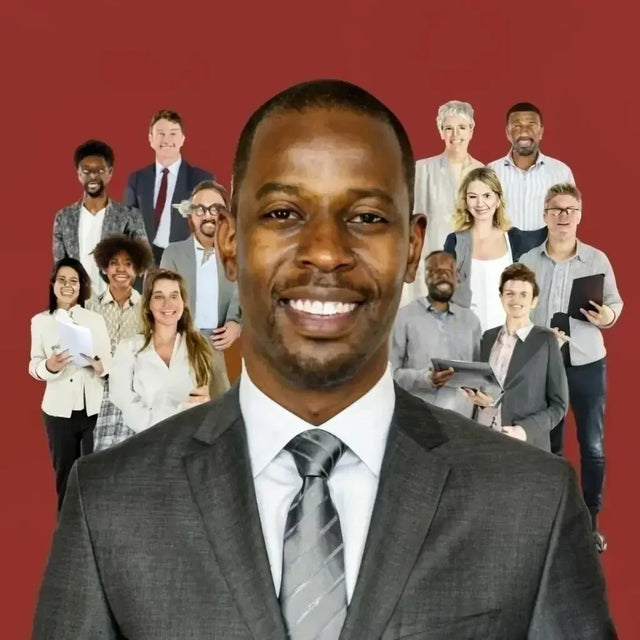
left=401, top=100, right=483, bottom=307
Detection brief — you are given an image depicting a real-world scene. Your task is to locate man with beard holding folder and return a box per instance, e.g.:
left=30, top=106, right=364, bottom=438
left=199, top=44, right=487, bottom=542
left=34, top=81, right=615, bottom=639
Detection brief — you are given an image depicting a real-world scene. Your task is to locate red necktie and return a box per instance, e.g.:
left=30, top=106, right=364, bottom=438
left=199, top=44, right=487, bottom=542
left=153, top=167, right=169, bottom=231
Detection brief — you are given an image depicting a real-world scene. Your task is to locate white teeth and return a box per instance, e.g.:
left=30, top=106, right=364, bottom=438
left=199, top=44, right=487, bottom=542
left=289, top=299, right=357, bottom=316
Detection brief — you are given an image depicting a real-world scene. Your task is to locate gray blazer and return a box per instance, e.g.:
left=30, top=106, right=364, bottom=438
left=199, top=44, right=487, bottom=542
left=52, top=200, right=149, bottom=263
left=33, top=385, right=614, bottom=639
left=160, top=237, right=241, bottom=326
left=480, top=325, right=569, bottom=451
left=443, top=227, right=547, bottom=307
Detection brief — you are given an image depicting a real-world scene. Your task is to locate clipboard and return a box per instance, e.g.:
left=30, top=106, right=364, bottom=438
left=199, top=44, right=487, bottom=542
left=55, top=314, right=94, bottom=368
left=567, top=273, right=604, bottom=321
left=431, top=358, right=503, bottom=400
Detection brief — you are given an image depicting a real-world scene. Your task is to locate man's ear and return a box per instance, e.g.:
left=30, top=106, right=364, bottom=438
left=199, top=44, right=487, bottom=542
left=215, top=209, right=238, bottom=282
left=404, top=213, right=427, bottom=283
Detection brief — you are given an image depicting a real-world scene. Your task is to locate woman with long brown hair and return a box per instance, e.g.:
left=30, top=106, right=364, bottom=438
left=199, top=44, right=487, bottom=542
left=109, top=268, right=219, bottom=436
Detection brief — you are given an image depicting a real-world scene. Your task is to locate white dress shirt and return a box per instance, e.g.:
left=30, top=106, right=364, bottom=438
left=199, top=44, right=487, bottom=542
left=153, top=158, right=182, bottom=248
left=239, top=362, right=395, bottom=602
left=78, top=205, right=106, bottom=297
left=469, top=235, right=513, bottom=332
left=109, top=332, right=198, bottom=433
left=194, top=237, right=219, bottom=329
left=487, top=152, right=574, bottom=231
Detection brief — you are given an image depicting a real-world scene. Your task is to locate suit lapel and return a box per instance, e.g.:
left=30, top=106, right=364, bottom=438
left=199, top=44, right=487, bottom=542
left=480, top=327, right=499, bottom=362
left=101, top=201, right=118, bottom=238
left=66, top=203, right=81, bottom=258
left=182, top=239, right=197, bottom=311
left=170, top=162, right=189, bottom=242
left=341, top=387, right=451, bottom=640
left=504, top=328, right=544, bottom=387
left=216, top=253, right=230, bottom=326
left=184, top=387, right=287, bottom=639
left=141, top=165, right=156, bottom=240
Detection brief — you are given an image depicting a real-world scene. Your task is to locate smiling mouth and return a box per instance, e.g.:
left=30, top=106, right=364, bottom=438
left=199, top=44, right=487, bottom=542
left=284, top=299, right=359, bottom=316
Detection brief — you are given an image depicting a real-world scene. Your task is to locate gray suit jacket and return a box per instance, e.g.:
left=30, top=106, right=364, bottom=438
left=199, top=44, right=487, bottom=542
left=52, top=199, right=149, bottom=263
left=160, top=237, right=241, bottom=326
left=479, top=325, right=569, bottom=451
left=33, top=385, right=614, bottom=639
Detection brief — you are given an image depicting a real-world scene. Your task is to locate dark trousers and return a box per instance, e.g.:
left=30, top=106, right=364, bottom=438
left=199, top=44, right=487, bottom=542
left=550, top=358, right=607, bottom=516
left=43, top=410, right=96, bottom=511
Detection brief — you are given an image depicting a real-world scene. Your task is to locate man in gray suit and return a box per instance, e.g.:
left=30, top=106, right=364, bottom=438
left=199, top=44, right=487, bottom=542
left=52, top=140, right=149, bottom=297
left=34, top=80, right=615, bottom=639
left=160, top=180, right=241, bottom=389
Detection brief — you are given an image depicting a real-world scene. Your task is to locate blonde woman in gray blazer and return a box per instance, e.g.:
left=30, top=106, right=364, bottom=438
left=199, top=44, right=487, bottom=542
left=29, top=258, right=111, bottom=510
left=401, top=101, right=483, bottom=307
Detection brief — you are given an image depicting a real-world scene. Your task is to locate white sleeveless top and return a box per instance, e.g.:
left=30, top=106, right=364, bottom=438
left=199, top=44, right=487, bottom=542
left=470, top=233, right=513, bottom=332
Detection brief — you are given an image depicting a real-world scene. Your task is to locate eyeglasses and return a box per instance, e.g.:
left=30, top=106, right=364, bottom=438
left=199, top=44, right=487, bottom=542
left=544, top=207, right=581, bottom=217
left=78, top=167, right=110, bottom=177
left=189, top=204, right=227, bottom=217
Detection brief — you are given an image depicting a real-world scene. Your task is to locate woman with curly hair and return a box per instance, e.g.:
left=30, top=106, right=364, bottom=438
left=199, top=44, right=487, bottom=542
left=109, top=269, right=220, bottom=437
left=87, top=234, right=154, bottom=450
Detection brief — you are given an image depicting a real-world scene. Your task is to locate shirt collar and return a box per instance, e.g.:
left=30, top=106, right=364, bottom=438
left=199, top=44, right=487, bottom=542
left=504, top=150, right=546, bottom=168
left=156, top=157, right=182, bottom=176
left=542, top=238, right=585, bottom=262
left=193, top=236, right=215, bottom=252
left=499, top=322, right=534, bottom=341
left=419, top=296, right=457, bottom=314
left=100, top=287, right=140, bottom=307
left=240, top=361, right=395, bottom=479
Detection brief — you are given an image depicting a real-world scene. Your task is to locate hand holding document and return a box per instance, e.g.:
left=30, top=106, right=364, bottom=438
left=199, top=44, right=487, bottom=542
left=55, top=310, right=94, bottom=368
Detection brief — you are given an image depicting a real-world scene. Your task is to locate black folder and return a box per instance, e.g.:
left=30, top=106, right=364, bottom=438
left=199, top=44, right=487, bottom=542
left=431, top=358, right=503, bottom=400
left=567, top=273, right=604, bottom=320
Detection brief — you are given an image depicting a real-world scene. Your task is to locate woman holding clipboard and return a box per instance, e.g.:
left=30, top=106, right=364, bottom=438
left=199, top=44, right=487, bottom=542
left=28, top=258, right=111, bottom=510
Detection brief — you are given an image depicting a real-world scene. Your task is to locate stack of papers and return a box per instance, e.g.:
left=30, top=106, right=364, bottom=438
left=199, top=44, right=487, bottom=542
left=55, top=310, right=94, bottom=368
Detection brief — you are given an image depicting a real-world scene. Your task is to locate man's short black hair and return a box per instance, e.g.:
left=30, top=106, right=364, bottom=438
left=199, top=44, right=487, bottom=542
left=231, top=79, right=415, bottom=213
left=73, top=139, right=115, bottom=168
left=506, top=102, right=543, bottom=124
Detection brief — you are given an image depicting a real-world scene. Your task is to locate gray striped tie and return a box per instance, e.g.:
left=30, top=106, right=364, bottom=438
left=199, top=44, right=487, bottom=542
left=280, top=429, right=348, bottom=640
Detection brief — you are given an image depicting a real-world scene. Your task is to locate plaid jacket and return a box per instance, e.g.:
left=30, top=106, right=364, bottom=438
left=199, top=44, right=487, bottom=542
left=52, top=199, right=148, bottom=263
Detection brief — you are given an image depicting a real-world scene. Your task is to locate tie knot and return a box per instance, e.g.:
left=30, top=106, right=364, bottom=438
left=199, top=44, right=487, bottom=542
left=162, top=167, right=169, bottom=176
left=285, top=429, right=345, bottom=479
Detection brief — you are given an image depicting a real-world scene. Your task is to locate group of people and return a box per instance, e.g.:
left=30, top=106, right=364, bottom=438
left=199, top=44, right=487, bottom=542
left=30, top=112, right=241, bottom=510
left=391, top=100, right=622, bottom=554
left=31, top=82, right=617, bottom=638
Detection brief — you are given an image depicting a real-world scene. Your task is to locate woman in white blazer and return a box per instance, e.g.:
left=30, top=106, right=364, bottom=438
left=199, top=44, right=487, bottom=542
left=29, top=258, right=111, bottom=510
left=109, top=268, right=218, bottom=437
left=401, top=100, right=483, bottom=307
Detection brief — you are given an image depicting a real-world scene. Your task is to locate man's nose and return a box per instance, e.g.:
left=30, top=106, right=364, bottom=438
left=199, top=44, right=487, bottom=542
left=295, top=214, right=355, bottom=273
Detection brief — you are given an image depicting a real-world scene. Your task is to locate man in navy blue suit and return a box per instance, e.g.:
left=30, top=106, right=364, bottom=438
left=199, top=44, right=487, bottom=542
left=124, top=109, right=215, bottom=264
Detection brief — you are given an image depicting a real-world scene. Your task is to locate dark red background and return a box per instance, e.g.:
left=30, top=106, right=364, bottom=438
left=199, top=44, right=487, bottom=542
left=2, top=1, right=638, bottom=636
